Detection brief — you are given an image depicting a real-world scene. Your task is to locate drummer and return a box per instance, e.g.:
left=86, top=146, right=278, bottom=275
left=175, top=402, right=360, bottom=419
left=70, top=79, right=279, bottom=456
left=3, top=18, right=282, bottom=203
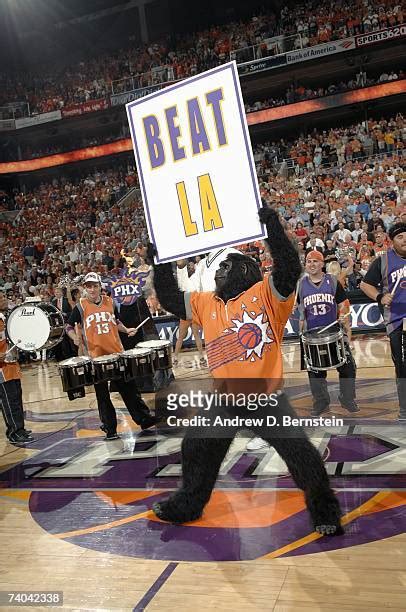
left=297, top=251, right=359, bottom=416
left=0, top=289, right=34, bottom=445
left=360, top=222, right=406, bottom=421
left=66, top=272, right=157, bottom=440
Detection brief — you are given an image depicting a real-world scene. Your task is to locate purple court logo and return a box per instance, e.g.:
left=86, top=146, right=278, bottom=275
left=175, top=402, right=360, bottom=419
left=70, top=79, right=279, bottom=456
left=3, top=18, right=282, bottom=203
left=2, top=381, right=406, bottom=561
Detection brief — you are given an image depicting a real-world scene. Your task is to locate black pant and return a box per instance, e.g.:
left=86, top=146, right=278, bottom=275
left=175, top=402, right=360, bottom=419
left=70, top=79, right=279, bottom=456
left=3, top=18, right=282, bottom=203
left=155, top=393, right=340, bottom=526
left=0, top=379, right=25, bottom=437
left=389, top=325, right=406, bottom=416
left=307, top=343, right=356, bottom=412
left=54, top=333, right=76, bottom=362
left=94, top=378, right=151, bottom=434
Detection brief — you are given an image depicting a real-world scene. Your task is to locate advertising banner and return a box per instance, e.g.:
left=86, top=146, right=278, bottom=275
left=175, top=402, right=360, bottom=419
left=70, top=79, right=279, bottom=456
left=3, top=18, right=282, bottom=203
left=356, top=24, right=406, bottom=47
left=286, top=37, right=355, bottom=64
left=155, top=302, right=385, bottom=347
left=62, top=98, right=110, bottom=118
left=238, top=54, right=287, bottom=76
left=111, top=84, right=165, bottom=107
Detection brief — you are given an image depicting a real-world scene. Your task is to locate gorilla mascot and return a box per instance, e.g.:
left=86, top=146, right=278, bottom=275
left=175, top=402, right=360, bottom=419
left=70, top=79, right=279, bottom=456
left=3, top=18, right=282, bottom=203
left=150, top=207, right=343, bottom=536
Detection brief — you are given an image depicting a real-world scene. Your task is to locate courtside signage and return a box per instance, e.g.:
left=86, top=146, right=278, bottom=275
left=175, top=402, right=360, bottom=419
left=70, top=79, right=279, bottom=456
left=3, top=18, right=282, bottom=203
left=126, top=61, right=265, bottom=263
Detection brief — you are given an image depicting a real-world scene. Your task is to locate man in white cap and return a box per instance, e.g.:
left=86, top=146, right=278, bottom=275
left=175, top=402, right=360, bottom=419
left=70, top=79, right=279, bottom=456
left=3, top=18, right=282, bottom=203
left=67, top=272, right=157, bottom=440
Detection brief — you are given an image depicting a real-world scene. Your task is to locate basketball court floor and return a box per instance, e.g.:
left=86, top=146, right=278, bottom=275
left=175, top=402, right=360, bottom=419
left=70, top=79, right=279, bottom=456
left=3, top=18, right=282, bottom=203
left=1, top=333, right=406, bottom=611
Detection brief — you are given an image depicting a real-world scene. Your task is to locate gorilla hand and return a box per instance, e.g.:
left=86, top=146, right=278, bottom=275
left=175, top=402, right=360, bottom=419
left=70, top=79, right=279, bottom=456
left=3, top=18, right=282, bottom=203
left=259, top=205, right=279, bottom=226
left=259, top=206, right=302, bottom=298
left=150, top=244, right=186, bottom=320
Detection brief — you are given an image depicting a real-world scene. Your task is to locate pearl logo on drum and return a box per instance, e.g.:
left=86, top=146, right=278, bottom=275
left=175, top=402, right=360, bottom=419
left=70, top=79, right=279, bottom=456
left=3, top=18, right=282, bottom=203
left=19, top=307, right=36, bottom=317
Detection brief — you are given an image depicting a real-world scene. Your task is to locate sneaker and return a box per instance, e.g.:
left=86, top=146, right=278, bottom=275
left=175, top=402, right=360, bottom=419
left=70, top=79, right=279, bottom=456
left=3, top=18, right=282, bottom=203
left=338, top=395, right=360, bottom=413
left=310, top=406, right=330, bottom=417
left=246, top=437, right=269, bottom=451
left=8, top=430, right=34, bottom=444
left=104, top=431, right=120, bottom=441
left=199, top=356, right=208, bottom=368
left=172, top=357, right=179, bottom=367
left=140, top=416, right=159, bottom=431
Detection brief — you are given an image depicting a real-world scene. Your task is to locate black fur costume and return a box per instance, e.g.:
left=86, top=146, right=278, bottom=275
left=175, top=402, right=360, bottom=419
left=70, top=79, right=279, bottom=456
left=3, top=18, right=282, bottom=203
left=150, top=207, right=343, bottom=536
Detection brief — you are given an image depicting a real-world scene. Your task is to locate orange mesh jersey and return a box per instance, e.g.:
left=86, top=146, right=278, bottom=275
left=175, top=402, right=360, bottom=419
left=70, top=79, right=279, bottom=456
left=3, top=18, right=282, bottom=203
left=78, top=296, right=123, bottom=358
left=186, top=278, right=294, bottom=389
left=0, top=314, right=21, bottom=382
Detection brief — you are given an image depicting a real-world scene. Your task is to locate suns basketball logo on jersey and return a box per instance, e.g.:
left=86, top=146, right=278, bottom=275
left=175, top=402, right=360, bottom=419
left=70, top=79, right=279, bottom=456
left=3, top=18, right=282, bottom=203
left=206, top=297, right=274, bottom=370
left=390, top=267, right=406, bottom=290
left=390, top=267, right=405, bottom=285
left=229, top=310, right=273, bottom=360
left=107, top=270, right=150, bottom=306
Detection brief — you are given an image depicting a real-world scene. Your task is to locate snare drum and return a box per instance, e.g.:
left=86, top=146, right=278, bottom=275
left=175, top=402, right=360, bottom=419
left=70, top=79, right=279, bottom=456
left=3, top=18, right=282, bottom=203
left=120, top=348, right=155, bottom=381
left=58, top=356, right=93, bottom=392
left=92, top=354, right=124, bottom=384
left=301, top=324, right=347, bottom=371
left=7, top=302, right=65, bottom=351
left=136, top=340, right=172, bottom=370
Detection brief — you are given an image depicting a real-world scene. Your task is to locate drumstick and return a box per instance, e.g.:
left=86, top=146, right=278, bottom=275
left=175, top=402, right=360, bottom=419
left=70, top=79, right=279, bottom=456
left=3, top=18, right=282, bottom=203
left=317, top=312, right=351, bottom=335
left=130, top=317, right=151, bottom=335
left=5, top=342, right=18, bottom=355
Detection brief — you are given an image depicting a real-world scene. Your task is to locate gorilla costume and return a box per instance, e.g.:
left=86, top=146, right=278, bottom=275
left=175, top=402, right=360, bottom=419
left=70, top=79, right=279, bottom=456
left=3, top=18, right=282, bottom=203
left=150, top=207, right=344, bottom=536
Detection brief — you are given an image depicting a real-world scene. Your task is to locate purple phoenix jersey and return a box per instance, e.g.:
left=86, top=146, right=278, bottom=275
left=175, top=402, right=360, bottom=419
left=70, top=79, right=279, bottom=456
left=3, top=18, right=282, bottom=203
left=381, top=248, right=406, bottom=334
left=298, top=273, right=338, bottom=331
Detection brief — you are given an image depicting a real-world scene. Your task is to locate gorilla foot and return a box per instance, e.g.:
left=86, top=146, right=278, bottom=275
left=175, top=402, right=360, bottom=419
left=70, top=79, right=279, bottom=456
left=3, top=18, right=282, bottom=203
left=306, top=488, right=344, bottom=537
left=152, top=493, right=203, bottom=524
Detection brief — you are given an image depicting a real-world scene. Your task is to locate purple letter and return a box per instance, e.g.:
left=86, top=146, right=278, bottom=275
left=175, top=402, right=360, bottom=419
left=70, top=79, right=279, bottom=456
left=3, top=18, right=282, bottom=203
left=143, top=115, right=165, bottom=168
left=187, top=98, right=210, bottom=154
left=206, top=89, right=227, bottom=146
left=165, top=106, right=186, bottom=161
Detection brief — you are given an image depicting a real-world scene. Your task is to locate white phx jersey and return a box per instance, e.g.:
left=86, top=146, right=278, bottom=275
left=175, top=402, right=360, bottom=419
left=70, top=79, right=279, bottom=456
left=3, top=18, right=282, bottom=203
left=177, top=247, right=241, bottom=292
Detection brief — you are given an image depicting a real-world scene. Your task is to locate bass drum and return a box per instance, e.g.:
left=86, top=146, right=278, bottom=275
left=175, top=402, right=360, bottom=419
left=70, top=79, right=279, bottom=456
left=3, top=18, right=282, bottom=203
left=6, top=302, right=65, bottom=351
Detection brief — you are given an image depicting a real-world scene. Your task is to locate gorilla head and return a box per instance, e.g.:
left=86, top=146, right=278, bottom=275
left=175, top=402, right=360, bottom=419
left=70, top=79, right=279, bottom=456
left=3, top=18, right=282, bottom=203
left=214, top=253, right=262, bottom=303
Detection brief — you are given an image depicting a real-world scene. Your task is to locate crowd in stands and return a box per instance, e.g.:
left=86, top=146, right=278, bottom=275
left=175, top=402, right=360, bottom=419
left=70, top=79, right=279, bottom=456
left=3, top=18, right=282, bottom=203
left=0, top=164, right=150, bottom=306
left=280, top=0, right=403, bottom=49
left=3, top=67, right=404, bottom=163
left=245, top=69, right=404, bottom=112
left=254, top=114, right=405, bottom=169
left=251, top=115, right=405, bottom=286
left=1, top=0, right=403, bottom=116
left=0, top=113, right=404, bottom=306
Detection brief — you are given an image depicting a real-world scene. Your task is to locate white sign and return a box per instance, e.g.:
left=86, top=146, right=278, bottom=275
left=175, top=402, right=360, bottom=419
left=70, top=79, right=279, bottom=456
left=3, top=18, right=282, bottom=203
left=126, top=61, right=265, bottom=263
left=286, top=37, right=355, bottom=64
left=15, top=110, right=62, bottom=129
